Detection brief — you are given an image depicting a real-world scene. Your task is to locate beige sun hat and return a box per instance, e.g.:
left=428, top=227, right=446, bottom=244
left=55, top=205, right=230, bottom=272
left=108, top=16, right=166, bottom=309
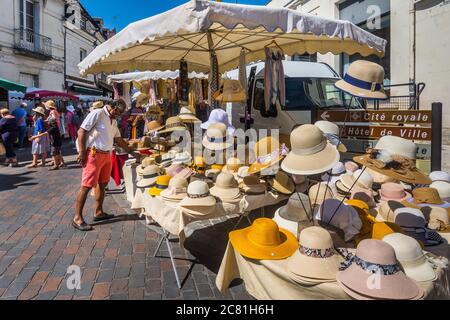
left=202, top=123, right=232, bottom=151
left=314, top=120, right=347, bottom=153
left=248, top=136, right=287, bottom=175
left=268, top=171, right=295, bottom=195
left=308, top=183, right=334, bottom=208
left=147, top=120, right=165, bottom=133
left=136, top=165, right=160, bottom=188
left=365, top=167, right=397, bottom=184
left=213, top=79, right=246, bottom=103
left=273, top=193, right=313, bottom=237
left=239, top=175, right=267, bottom=195
left=424, top=206, right=450, bottom=233
left=382, top=233, right=437, bottom=282
left=178, top=106, right=200, bottom=123
left=32, top=106, right=46, bottom=116
left=430, top=181, right=450, bottom=201
left=210, top=172, right=241, bottom=202
left=44, top=100, right=57, bottom=110
left=158, top=116, right=187, bottom=134
left=136, top=157, right=156, bottom=175
left=336, top=169, right=375, bottom=195
left=335, top=60, right=387, bottom=100
left=179, top=180, right=216, bottom=208
left=287, top=226, right=344, bottom=283
left=281, top=124, right=340, bottom=175
left=160, top=177, right=189, bottom=202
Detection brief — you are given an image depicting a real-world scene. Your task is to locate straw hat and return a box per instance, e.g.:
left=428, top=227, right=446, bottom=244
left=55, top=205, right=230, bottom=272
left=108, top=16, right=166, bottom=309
left=287, top=226, right=344, bottom=282
left=174, top=167, right=193, bottom=181
left=210, top=172, right=241, bottom=202
left=172, top=151, right=192, bottom=165
left=273, top=193, right=313, bottom=237
left=292, top=174, right=309, bottom=193
left=237, top=166, right=250, bottom=180
left=147, top=120, right=165, bottom=133
left=179, top=106, right=200, bottom=123
left=336, top=239, right=423, bottom=300
left=365, top=167, right=397, bottom=184
left=179, top=180, right=216, bottom=207
left=214, top=79, right=246, bottom=103
left=160, top=177, right=189, bottom=202
left=354, top=136, right=431, bottom=185
left=136, top=165, right=160, bottom=188
left=379, top=182, right=411, bottom=202
left=92, top=101, right=104, bottom=110
left=44, top=100, right=57, bottom=110
left=239, top=175, right=267, bottom=195
left=202, top=123, right=232, bottom=151
left=32, top=106, right=46, bottom=116
left=314, top=199, right=363, bottom=242
left=281, top=124, right=339, bottom=175
left=337, top=169, right=374, bottom=194
left=248, top=136, right=287, bottom=175
left=222, top=157, right=244, bottom=174
left=165, top=163, right=185, bottom=177
left=335, top=60, right=387, bottom=100
left=158, top=116, right=186, bottom=134
left=132, top=91, right=149, bottom=104
left=344, top=161, right=359, bottom=174
left=308, top=183, right=333, bottom=208
left=424, top=206, right=450, bottom=233
left=408, top=187, right=449, bottom=208
left=429, top=181, right=450, bottom=201
left=229, top=218, right=298, bottom=260
left=429, top=171, right=450, bottom=183
left=267, top=171, right=295, bottom=195
left=136, top=156, right=156, bottom=175
left=393, top=207, right=444, bottom=246
left=314, top=121, right=347, bottom=153
left=382, top=233, right=437, bottom=282
left=376, top=200, right=405, bottom=223
left=201, top=108, right=235, bottom=135
left=148, top=175, right=171, bottom=196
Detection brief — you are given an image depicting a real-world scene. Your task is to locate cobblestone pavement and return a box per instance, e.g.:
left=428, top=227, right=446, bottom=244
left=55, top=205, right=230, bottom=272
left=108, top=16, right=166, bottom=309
left=0, top=142, right=254, bottom=300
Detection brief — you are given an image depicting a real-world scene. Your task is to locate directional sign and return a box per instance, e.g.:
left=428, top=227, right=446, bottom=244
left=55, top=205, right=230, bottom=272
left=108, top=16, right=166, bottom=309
left=317, top=110, right=432, bottom=124
left=339, top=125, right=432, bottom=141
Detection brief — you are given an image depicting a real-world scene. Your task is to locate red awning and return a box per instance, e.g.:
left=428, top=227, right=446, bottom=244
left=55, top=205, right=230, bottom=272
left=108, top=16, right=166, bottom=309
left=24, top=90, right=79, bottom=101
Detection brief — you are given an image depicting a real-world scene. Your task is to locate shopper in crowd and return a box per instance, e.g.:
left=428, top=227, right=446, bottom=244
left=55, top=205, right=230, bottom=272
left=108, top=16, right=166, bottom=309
left=30, top=116, right=62, bottom=170
left=12, top=102, right=28, bottom=149
left=27, top=105, right=49, bottom=168
left=66, top=104, right=77, bottom=144
left=0, top=108, right=19, bottom=167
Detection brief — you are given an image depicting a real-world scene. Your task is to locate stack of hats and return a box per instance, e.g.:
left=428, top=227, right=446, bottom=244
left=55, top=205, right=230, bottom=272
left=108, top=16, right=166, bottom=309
left=136, top=157, right=156, bottom=176
left=287, top=226, right=344, bottom=284
left=136, top=165, right=160, bottom=188
left=178, top=107, right=200, bottom=123
left=335, top=169, right=375, bottom=197
left=336, top=239, right=424, bottom=300
left=273, top=193, right=313, bottom=237
left=149, top=175, right=171, bottom=196
left=172, top=151, right=192, bottom=166
left=210, top=172, right=242, bottom=203
left=179, top=180, right=217, bottom=216
left=158, top=116, right=187, bottom=134
left=201, top=108, right=235, bottom=134
left=160, top=177, right=188, bottom=203
left=165, top=163, right=185, bottom=177
left=202, top=123, right=232, bottom=151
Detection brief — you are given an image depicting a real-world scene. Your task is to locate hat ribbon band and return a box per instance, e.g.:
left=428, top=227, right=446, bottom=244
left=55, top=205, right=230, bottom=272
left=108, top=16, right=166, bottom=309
left=155, top=184, right=168, bottom=190
left=207, top=136, right=226, bottom=143
left=344, top=74, right=382, bottom=92
left=293, top=137, right=327, bottom=156
left=179, top=112, right=195, bottom=116
left=338, top=249, right=402, bottom=275
left=187, top=191, right=210, bottom=199
left=299, top=245, right=335, bottom=259
left=142, top=173, right=159, bottom=179
left=256, top=144, right=289, bottom=164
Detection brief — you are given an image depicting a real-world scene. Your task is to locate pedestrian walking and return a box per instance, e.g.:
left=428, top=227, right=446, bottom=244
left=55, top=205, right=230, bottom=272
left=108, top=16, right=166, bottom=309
left=0, top=108, right=19, bottom=167
left=66, top=104, right=77, bottom=144
left=27, top=106, right=49, bottom=168
left=73, top=99, right=141, bottom=231
left=12, top=102, right=28, bottom=149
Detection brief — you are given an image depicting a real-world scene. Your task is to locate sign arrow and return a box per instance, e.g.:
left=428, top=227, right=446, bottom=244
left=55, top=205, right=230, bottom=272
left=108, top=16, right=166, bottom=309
left=320, top=111, right=330, bottom=121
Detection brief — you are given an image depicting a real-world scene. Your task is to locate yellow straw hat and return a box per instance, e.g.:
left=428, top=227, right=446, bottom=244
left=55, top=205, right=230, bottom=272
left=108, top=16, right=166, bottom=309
left=149, top=175, right=171, bottom=196
left=229, top=218, right=298, bottom=260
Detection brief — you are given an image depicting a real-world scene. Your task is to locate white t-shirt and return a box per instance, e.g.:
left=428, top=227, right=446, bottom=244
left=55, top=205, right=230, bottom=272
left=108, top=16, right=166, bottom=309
left=80, top=106, right=121, bottom=152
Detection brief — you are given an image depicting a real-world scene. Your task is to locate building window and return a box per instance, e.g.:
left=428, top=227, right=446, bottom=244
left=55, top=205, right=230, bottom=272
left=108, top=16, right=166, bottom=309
left=80, top=16, right=87, bottom=31
left=80, top=48, right=87, bottom=62
left=19, top=0, right=35, bottom=32
left=20, top=73, right=39, bottom=88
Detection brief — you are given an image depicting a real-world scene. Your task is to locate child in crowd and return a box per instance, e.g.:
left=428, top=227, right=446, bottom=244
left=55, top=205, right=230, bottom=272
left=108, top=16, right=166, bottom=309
left=30, top=116, right=62, bottom=170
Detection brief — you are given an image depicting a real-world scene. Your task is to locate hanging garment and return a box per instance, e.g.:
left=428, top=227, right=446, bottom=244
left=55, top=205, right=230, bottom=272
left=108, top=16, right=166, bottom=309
left=263, top=48, right=285, bottom=118
left=179, top=59, right=189, bottom=102
left=148, top=80, right=157, bottom=106
left=239, top=49, right=248, bottom=95
left=111, top=150, right=128, bottom=186
left=122, top=82, right=131, bottom=109
left=209, top=53, right=219, bottom=108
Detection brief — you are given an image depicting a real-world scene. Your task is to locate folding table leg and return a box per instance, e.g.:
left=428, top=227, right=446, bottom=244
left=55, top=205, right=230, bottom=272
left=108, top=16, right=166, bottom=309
left=153, top=232, right=165, bottom=257
left=165, top=236, right=182, bottom=289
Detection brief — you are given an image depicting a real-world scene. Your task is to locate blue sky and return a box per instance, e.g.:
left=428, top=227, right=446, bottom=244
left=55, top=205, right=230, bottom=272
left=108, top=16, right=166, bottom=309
left=81, top=0, right=268, bottom=31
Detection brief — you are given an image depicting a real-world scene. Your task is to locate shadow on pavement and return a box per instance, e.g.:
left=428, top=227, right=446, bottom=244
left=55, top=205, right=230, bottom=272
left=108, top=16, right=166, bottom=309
left=0, top=171, right=38, bottom=192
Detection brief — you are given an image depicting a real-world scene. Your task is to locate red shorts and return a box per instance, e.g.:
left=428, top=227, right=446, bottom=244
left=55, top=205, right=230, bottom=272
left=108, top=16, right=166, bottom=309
left=81, top=152, right=112, bottom=188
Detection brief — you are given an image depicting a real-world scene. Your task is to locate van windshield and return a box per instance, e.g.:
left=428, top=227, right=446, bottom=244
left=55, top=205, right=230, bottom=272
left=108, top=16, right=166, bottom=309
left=253, top=78, right=360, bottom=111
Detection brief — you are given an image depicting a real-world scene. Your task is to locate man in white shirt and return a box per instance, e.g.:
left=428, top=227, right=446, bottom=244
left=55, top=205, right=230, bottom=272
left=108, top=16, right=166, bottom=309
left=73, top=99, right=140, bottom=231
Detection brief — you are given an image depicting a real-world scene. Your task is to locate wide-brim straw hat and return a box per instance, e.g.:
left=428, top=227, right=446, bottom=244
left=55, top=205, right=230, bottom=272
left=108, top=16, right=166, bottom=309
left=336, top=239, right=423, bottom=300
left=147, top=120, right=165, bottom=133
left=136, top=165, right=160, bottom=188
left=44, top=100, right=57, bottom=110
left=353, top=154, right=431, bottom=185
left=178, top=107, right=200, bottom=123
left=229, top=218, right=298, bottom=260
left=202, top=122, right=232, bottom=151
left=334, top=60, right=387, bottom=100
left=248, top=136, right=286, bottom=175
left=214, top=79, right=246, bottom=103
left=268, top=171, right=295, bottom=195
left=210, top=173, right=241, bottom=201
left=287, top=226, right=344, bottom=281
left=239, top=176, right=267, bottom=195
left=158, top=116, right=187, bottom=134
left=32, top=106, right=46, bottom=115
left=179, top=180, right=216, bottom=207
left=92, top=101, right=104, bottom=110
left=281, top=124, right=339, bottom=175
left=410, top=187, right=449, bottom=207
left=160, top=177, right=188, bottom=202
left=382, top=233, right=437, bottom=282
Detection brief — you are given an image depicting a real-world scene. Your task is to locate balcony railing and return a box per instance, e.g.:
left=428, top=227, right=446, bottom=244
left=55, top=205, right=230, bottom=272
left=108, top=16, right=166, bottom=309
left=14, top=28, right=52, bottom=59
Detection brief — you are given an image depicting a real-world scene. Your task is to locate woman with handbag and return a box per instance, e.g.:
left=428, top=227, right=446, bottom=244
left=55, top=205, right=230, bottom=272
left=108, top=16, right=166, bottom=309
left=0, top=108, right=19, bottom=167
left=27, top=106, right=49, bottom=168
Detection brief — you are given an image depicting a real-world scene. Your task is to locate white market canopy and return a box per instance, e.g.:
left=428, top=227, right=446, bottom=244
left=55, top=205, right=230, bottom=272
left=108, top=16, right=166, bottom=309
left=107, top=70, right=208, bottom=84
left=79, top=0, right=387, bottom=76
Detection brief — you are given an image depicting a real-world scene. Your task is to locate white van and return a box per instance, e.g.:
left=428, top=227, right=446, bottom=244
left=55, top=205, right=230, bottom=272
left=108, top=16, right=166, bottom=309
left=224, top=61, right=362, bottom=143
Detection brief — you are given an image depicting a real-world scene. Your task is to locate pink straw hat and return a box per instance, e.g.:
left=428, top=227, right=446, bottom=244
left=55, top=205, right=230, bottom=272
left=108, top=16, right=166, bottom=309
left=165, top=164, right=185, bottom=177
left=337, top=239, right=423, bottom=300
left=379, top=182, right=411, bottom=202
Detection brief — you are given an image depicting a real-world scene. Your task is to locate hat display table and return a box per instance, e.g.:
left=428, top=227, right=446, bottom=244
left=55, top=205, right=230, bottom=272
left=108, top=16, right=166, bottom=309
left=216, top=243, right=450, bottom=300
